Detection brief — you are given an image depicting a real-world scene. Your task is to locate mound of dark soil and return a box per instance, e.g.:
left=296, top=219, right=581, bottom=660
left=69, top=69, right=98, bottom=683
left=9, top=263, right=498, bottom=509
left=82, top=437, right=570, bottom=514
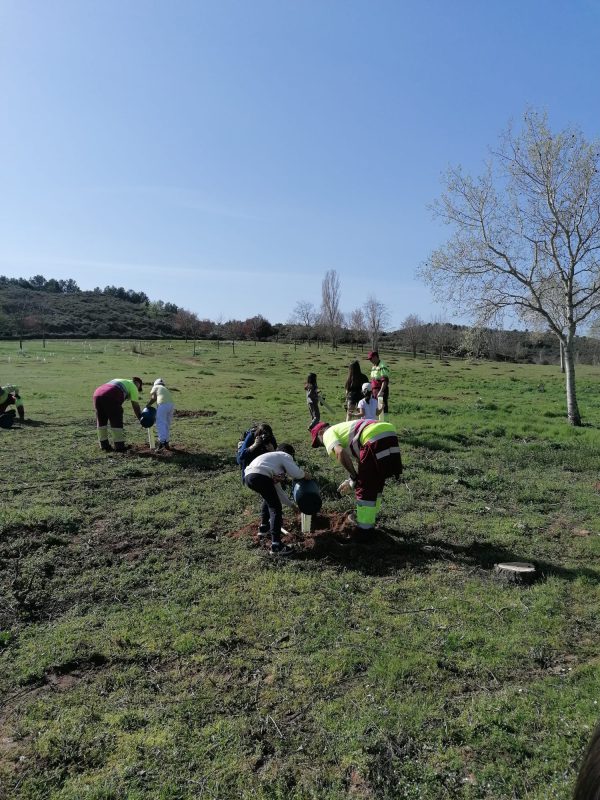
left=229, top=511, right=396, bottom=563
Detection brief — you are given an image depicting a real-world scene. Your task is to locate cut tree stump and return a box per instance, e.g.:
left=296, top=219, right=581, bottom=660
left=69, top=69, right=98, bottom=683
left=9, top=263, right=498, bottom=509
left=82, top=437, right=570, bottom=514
left=494, top=561, right=537, bottom=584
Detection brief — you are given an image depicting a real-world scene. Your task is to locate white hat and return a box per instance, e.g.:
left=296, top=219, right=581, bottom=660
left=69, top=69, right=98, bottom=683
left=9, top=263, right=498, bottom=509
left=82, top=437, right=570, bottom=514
left=153, top=378, right=165, bottom=386
left=361, top=382, right=371, bottom=393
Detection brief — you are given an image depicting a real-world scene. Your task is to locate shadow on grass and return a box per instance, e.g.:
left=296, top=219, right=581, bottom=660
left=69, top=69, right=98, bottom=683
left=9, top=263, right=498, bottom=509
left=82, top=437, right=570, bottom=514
left=401, top=435, right=463, bottom=452
left=294, top=527, right=600, bottom=582
left=126, top=444, right=236, bottom=471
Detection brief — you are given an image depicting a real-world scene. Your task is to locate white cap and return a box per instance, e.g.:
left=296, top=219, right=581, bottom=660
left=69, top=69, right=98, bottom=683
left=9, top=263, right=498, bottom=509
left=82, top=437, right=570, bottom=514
left=153, top=378, right=165, bottom=386
left=362, top=382, right=371, bottom=393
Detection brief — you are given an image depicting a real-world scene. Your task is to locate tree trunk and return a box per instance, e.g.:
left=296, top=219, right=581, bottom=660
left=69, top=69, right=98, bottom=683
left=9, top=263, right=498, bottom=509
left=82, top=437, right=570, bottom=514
left=564, top=337, right=581, bottom=426
left=559, top=340, right=565, bottom=373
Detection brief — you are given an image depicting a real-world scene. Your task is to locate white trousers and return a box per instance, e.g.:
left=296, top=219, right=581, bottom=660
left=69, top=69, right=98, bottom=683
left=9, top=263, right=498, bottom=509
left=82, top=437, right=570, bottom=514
left=156, top=403, right=175, bottom=442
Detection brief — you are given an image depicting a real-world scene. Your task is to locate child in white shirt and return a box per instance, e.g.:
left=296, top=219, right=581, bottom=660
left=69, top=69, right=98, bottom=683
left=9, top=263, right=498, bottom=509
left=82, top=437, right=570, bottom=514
left=357, top=382, right=379, bottom=420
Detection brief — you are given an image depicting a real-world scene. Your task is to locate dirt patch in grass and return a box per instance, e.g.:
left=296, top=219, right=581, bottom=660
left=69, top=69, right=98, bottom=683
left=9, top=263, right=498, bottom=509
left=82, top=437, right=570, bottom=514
left=126, top=444, right=191, bottom=460
left=229, top=512, right=409, bottom=565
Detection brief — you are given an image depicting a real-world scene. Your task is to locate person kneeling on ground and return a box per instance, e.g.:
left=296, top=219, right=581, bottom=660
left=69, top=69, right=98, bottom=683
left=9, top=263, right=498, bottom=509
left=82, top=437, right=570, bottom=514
left=244, top=443, right=310, bottom=556
left=146, top=378, right=175, bottom=449
left=310, top=419, right=402, bottom=530
left=0, top=384, right=25, bottom=422
left=92, top=377, right=143, bottom=452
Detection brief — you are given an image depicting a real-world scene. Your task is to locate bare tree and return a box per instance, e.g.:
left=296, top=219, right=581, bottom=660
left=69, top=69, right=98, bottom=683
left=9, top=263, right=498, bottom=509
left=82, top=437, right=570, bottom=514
left=290, top=300, right=317, bottom=343
left=364, top=296, right=389, bottom=351
left=320, top=270, right=343, bottom=348
left=9, top=300, right=40, bottom=350
left=174, top=308, right=201, bottom=353
left=420, top=110, right=600, bottom=425
left=401, top=314, right=424, bottom=358
left=348, top=307, right=367, bottom=349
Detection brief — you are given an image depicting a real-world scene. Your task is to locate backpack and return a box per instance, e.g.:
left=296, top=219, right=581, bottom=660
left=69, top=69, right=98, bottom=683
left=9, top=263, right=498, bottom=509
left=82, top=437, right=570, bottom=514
left=237, top=426, right=258, bottom=473
left=237, top=425, right=277, bottom=481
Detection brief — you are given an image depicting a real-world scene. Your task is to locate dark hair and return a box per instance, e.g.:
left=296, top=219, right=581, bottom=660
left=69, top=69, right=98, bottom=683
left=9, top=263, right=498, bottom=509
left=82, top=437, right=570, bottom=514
left=345, top=361, right=363, bottom=391
left=305, top=373, right=317, bottom=390
left=574, top=723, right=600, bottom=800
left=132, top=376, right=143, bottom=389
left=256, top=423, right=274, bottom=438
left=278, top=443, right=296, bottom=458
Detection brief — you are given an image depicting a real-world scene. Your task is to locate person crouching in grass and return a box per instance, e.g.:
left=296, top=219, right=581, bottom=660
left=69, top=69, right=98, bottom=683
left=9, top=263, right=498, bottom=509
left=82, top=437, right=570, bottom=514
left=244, top=444, right=310, bottom=556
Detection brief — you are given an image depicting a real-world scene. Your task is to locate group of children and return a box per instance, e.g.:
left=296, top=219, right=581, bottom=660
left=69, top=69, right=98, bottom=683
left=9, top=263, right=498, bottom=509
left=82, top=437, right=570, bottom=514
left=238, top=423, right=309, bottom=556
left=305, top=363, right=382, bottom=431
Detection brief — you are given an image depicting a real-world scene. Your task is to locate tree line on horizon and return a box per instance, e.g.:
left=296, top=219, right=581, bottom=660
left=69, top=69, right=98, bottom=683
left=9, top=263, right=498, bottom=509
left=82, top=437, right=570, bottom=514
left=3, top=270, right=600, bottom=371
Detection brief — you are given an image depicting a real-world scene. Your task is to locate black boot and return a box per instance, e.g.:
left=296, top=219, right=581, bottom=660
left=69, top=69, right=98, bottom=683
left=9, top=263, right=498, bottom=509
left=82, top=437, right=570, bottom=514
left=114, top=441, right=126, bottom=453
left=100, top=440, right=113, bottom=452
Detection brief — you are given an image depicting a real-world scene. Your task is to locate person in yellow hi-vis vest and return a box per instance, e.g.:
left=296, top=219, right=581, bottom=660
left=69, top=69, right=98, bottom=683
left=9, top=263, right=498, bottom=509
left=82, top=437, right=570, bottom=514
left=0, top=384, right=25, bottom=422
left=310, top=419, right=402, bottom=529
left=92, top=377, right=143, bottom=452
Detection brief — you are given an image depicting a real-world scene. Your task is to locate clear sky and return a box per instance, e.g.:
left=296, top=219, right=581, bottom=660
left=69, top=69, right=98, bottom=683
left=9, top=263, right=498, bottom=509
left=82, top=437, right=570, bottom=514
left=1, top=0, right=599, bottom=327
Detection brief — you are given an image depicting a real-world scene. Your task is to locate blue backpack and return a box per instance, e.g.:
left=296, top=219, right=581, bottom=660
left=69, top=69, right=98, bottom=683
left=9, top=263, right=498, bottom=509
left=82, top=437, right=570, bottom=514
left=237, top=425, right=277, bottom=481
left=236, top=427, right=257, bottom=474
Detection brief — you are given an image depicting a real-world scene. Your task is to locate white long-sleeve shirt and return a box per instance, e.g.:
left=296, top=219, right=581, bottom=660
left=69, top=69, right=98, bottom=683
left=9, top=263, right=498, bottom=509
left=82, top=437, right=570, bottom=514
left=244, top=451, right=306, bottom=508
left=243, top=451, right=306, bottom=482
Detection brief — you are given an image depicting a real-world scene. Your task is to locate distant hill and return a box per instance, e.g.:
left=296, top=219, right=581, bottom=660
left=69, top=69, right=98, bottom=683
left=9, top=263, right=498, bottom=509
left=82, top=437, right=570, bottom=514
left=0, top=277, right=180, bottom=339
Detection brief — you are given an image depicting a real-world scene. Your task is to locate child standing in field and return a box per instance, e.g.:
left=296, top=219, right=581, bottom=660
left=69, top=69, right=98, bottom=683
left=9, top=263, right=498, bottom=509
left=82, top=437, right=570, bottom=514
left=345, top=360, right=369, bottom=421
left=356, top=382, right=379, bottom=420
left=305, top=372, right=321, bottom=430
left=146, top=378, right=175, bottom=449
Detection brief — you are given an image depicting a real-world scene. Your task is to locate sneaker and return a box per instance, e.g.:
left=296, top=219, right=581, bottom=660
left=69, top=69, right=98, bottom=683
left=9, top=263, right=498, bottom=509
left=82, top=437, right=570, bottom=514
left=269, top=543, right=294, bottom=556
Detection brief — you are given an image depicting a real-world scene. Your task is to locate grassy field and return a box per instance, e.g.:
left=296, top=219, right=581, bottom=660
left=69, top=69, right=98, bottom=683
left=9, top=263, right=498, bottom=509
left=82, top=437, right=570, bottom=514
left=1, top=338, right=600, bottom=799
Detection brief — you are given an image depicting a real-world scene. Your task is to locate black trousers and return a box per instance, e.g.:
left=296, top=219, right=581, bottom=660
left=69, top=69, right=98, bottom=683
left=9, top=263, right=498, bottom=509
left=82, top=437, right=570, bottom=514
left=307, top=400, right=320, bottom=426
left=245, top=473, right=283, bottom=544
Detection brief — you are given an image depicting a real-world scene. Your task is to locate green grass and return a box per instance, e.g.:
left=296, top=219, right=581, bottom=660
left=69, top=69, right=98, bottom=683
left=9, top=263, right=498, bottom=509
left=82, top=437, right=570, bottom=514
left=1, top=339, right=600, bottom=798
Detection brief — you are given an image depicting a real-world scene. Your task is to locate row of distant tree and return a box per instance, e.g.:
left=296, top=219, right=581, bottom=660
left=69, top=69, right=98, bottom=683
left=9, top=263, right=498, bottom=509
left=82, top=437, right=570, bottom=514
left=4, top=271, right=600, bottom=368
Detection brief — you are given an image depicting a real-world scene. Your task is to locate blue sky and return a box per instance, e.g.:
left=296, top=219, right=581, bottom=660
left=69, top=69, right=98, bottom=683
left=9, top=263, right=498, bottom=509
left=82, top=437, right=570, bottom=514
left=1, top=0, right=599, bottom=327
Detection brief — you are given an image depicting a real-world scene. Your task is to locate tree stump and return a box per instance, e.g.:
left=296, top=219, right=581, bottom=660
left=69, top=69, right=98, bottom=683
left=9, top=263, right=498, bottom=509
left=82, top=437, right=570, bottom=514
left=494, top=561, right=537, bottom=584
